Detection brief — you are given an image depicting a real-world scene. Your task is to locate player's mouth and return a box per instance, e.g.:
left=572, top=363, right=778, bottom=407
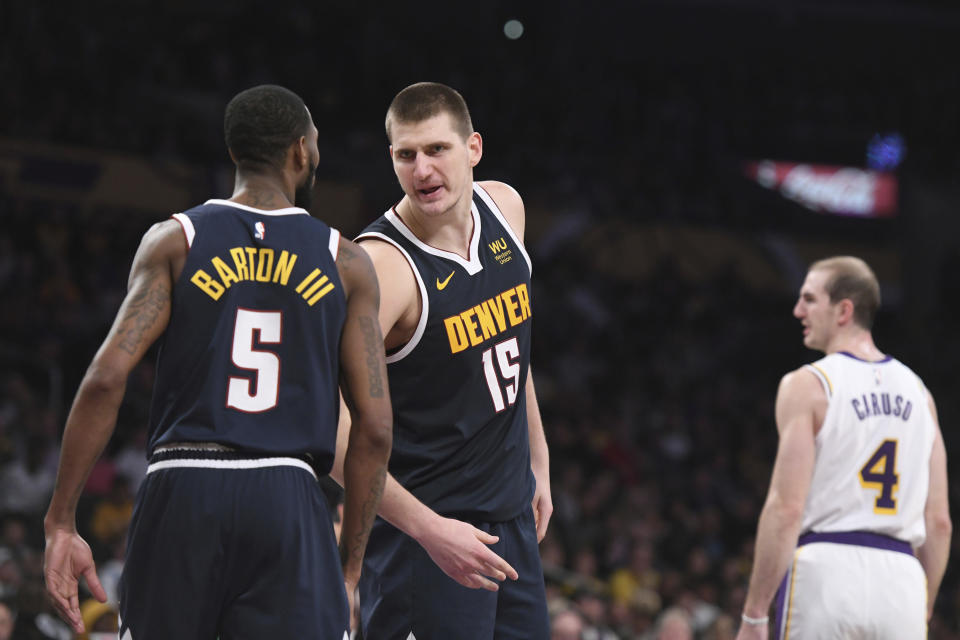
left=418, top=185, right=442, bottom=196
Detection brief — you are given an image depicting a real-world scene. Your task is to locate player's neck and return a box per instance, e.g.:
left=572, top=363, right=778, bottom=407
left=230, top=172, right=296, bottom=211
left=396, top=196, right=474, bottom=257
left=825, top=330, right=884, bottom=361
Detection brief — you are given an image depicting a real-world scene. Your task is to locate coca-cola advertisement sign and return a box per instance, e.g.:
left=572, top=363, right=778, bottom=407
left=744, top=160, right=898, bottom=217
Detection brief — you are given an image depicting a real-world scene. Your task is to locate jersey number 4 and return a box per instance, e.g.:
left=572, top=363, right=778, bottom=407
left=859, top=439, right=899, bottom=514
left=482, top=337, right=521, bottom=412
left=227, top=309, right=282, bottom=413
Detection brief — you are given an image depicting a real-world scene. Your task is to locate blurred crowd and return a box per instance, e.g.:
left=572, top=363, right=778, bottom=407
left=3, top=1, right=960, bottom=638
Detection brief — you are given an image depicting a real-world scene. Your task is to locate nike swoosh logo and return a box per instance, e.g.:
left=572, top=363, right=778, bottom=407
left=436, top=271, right=455, bottom=290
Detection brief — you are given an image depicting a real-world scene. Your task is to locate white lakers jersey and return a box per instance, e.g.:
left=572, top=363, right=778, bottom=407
left=801, top=352, right=936, bottom=546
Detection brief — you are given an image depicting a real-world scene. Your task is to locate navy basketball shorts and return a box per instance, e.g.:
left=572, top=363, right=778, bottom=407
left=118, top=447, right=349, bottom=640
left=359, top=506, right=549, bottom=640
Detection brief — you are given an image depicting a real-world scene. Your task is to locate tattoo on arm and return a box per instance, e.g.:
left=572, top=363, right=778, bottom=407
left=336, top=242, right=357, bottom=270
left=116, top=277, right=169, bottom=355
left=360, top=316, right=384, bottom=398
left=340, top=467, right=387, bottom=569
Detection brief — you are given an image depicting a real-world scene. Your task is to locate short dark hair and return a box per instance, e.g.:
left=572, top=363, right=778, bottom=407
left=810, top=256, right=881, bottom=330
left=224, top=85, right=310, bottom=170
left=385, top=82, right=473, bottom=143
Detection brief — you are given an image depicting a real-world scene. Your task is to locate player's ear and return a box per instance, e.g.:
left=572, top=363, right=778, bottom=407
left=837, top=298, right=855, bottom=325
left=388, top=145, right=394, bottom=160
left=467, top=132, right=482, bottom=168
left=293, top=136, right=308, bottom=170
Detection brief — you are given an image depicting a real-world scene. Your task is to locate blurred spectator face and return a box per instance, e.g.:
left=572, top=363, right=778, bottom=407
left=575, top=592, right=605, bottom=624
left=1, top=518, right=26, bottom=548
left=572, top=547, right=597, bottom=577
left=551, top=609, right=584, bottom=640
left=0, top=550, right=22, bottom=597
left=703, top=613, right=736, bottom=640
left=0, top=601, right=12, bottom=640
left=656, top=610, right=693, bottom=640
left=630, top=541, right=653, bottom=573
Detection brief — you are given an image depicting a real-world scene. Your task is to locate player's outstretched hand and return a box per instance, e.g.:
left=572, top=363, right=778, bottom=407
left=43, top=528, right=107, bottom=634
left=419, top=517, right=519, bottom=591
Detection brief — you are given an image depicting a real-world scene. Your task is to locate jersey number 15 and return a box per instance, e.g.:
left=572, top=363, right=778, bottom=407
left=482, top=337, right=521, bottom=412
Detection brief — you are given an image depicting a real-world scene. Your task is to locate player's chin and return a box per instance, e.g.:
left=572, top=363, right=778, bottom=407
left=419, top=199, right=452, bottom=217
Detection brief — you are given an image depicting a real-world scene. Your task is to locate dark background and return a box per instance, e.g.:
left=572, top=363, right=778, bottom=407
left=1, top=1, right=959, bottom=638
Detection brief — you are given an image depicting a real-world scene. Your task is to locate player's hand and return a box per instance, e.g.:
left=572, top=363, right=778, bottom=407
left=531, top=470, right=553, bottom=542
left=734, top=618, right=768, bottom=640
left=419, top=517, right=518, bottom=591
left=43, top=528, right=107, bottom=633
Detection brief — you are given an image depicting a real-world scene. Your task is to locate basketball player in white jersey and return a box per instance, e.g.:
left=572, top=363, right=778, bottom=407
left=736, top=256, right=951, bottom=640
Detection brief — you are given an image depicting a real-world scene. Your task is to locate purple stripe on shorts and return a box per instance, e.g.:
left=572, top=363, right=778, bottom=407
left=773, top=569, right=789, bottom=640
left=798, top=530, right=913, bottom=556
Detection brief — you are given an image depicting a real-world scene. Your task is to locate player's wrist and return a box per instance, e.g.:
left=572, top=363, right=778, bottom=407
left=43, top=512, right=78, bottom=535
left=405, top=508, right=443, bottom=546
left=741, top=612, right=769, bottom=626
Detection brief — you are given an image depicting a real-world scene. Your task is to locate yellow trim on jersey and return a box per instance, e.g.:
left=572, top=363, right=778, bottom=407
left=809, top=364, right=833, bottom=396
left=783, top=548, right=802, bottom=640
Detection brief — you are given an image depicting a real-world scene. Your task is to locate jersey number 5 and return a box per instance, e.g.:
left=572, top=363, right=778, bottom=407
left=859, top=439, right=898, bottom=514
left=227, top=308, right=282, bottom=413
left=482, top=337, right=521, bottom=412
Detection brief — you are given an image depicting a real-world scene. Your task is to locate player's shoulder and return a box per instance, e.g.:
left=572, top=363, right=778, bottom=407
left=334, top=235, right=379, bottom=294
left=477, top=180, right=523, bottom=206
left=477, top=180, right=524, bottom=216
left=141, top=218, right=187, bottom=254
left=355, top=234, right=419, bottom=296
left=356, top=233, right=409, bottom=270
left=476, top=180, right=525, bottom=238
left=778, top=364, right=828, bottom=399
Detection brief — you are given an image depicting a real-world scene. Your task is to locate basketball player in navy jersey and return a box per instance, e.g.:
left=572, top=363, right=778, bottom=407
left=737, top=257, right=951, bottom=639
left=42, top=85, right=392, bottom=639
left=332, top=82, right=551, bottom=639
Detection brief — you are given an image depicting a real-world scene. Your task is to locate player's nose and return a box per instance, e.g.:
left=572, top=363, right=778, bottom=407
left=412, top=154, right=433, bottom=179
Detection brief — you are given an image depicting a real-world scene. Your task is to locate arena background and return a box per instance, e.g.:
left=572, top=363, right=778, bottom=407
left=1, top=1, right=959, bottom=638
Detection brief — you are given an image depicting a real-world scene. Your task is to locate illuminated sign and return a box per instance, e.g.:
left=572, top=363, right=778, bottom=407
left=744, top=160, right=898, bottom=218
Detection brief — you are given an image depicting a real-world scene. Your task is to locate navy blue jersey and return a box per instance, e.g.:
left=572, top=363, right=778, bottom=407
left=147, top=200, right=346, bottom=472
left=357, top=184, right=535, bottom=521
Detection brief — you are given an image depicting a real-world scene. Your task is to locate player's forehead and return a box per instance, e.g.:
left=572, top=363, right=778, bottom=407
left=800, top=269, right=830, bottom=297
left=390, top=112, right=462, bottom=148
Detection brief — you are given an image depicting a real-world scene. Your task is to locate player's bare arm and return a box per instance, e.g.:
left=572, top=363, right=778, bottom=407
left=525, top=368, right=552, bottom=541
left=479, top=181, right=554, bottom=542
left=737, top=369, right=821, bottom=640
left=335, top=237, right=392, bottom=589
left=43, top=219, right=183, bottom=633
left=917, top=391, right=952, bottom=620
